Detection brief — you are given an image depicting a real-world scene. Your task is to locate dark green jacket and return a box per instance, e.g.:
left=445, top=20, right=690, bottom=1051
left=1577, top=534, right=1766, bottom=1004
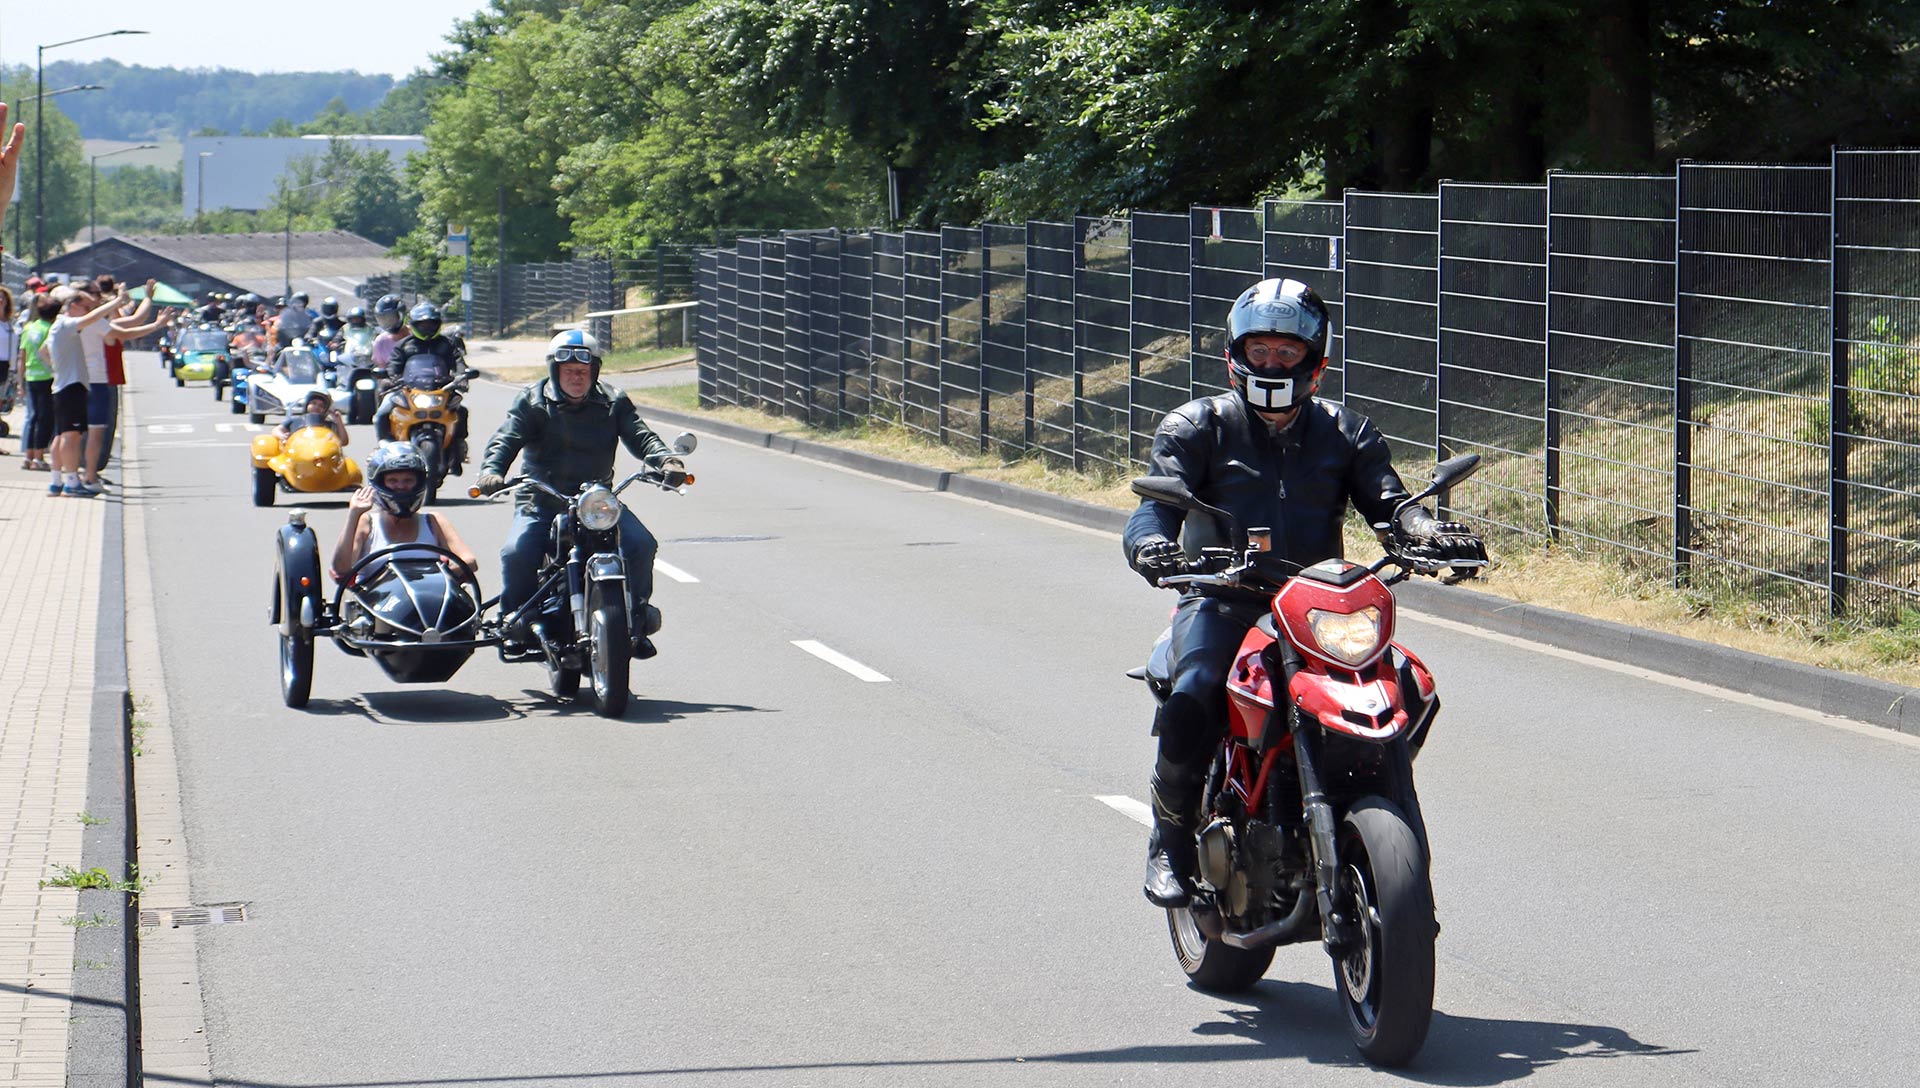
left=481, top=379, right=672, bottom=513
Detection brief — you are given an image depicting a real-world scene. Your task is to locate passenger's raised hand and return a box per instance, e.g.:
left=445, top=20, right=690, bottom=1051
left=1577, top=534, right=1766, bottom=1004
left=347, top=486, right=376, bottom=515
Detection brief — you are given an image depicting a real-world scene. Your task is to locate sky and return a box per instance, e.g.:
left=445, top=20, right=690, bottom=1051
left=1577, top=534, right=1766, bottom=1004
left=0, top=1, right=490, bottom=78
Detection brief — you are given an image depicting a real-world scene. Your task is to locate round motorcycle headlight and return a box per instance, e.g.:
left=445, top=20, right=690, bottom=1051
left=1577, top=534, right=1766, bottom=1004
left=1306, top=606, right=1383, bottom=667
left=411, top=393, right=444, bottom=410
left=577, top=486, right=621, bottom=532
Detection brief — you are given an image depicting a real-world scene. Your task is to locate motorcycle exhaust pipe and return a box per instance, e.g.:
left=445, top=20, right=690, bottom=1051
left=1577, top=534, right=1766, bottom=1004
left=1218, top=886, right=1316, bottom=950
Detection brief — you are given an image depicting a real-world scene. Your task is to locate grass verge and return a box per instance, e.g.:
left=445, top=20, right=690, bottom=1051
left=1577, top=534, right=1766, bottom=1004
left=628, top=382, right=1920, bottom=689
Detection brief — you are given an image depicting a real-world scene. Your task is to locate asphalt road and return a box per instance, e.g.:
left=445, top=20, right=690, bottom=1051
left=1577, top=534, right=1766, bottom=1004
left=125, top=354, right=1920, bottom=1087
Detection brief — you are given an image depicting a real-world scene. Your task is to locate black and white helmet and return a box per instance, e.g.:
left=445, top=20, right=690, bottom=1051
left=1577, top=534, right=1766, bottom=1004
left=373, top=293, right=404, bottom=331
left=366, top=441, right=429, bottom=518
left=1224, top=278, right=1331, bottom=412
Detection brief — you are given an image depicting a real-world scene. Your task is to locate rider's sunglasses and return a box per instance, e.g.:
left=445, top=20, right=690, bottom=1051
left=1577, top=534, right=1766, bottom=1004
left=551, top=347, right=596, bottom=364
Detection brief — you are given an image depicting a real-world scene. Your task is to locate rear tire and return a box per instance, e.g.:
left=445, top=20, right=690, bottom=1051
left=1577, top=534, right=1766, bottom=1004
left=588, top=601, right=630, bottom=718
left=252, top=467, right=277, bottom=507
left=231, top=397, right=246, bottom=415
left=1167, top=905, right=1276, bottom=992
left=1333, top=799, right=1436, bottom=1068
left=249, top=411, right=266, bottom=425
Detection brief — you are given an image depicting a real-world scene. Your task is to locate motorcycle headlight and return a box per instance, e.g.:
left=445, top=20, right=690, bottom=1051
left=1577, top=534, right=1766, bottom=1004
left=1306, top=606, right=1383, bottom=666
left=411, top=393, right=444, bottom=410
left=577, top=486, right=621, bottom=532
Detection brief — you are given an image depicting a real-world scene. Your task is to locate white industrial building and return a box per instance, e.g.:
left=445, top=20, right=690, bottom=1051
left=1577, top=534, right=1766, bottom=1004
left=181, top=135, right=427, bottom=216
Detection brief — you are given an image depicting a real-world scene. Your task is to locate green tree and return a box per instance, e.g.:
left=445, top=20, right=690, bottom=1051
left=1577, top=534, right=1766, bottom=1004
left=2, top=76, right=88, bottom=262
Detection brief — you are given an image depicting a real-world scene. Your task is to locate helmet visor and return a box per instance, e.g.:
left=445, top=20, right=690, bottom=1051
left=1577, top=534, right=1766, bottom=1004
left=410, top=319, right=441, bottom=339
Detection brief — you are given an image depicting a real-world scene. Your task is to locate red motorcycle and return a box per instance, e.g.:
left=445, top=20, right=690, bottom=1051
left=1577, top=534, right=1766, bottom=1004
left=1128, top=454, right=1485, bottom=1067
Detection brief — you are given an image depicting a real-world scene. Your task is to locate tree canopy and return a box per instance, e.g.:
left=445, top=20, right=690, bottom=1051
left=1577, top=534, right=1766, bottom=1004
left=391, top=0, right=1920, bottom=253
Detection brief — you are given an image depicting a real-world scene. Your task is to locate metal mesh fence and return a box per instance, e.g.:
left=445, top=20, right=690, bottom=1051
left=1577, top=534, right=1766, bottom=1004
left=1130, top=212, right=1191, bottom=466
left=684, top=149, right=1920, bottom=624
left=1546, top=173, right=1678, bottom=569
left=1075, top=216, right=1131, bottom=474
left=1439, top=183, right=1548, bottom=534
left=1677, top=163, right=1833, bottom=614
left=1833, top=150, right=1920, bottom=621
left=982, top=223, right=1029, bottom=457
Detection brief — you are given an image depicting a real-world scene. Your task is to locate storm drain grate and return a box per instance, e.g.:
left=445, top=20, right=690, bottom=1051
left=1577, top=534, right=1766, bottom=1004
left=140, top=902, right=249, bottom=928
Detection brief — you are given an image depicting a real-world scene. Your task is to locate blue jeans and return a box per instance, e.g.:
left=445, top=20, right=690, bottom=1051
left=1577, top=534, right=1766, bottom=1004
left=500, top=506, right=658, bottom=619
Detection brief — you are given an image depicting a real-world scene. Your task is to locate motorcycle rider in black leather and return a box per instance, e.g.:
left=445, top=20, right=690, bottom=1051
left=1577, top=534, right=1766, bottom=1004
left=1123, top=278, right=1486, bottom=907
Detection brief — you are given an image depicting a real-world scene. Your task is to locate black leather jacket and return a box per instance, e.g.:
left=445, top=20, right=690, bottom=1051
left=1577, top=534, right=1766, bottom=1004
left=480, top=378, right=673, bottom=515
left=1123, top=394, right=1414, bottom=593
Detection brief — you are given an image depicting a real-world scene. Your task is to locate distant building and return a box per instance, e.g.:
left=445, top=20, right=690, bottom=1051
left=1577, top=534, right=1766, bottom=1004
left=182, top=135, right=427, bottom=216
left=41, top=230, right=404, bottom=304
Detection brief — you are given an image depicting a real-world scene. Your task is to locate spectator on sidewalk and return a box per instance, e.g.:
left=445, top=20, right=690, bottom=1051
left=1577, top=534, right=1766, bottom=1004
left=1, top=286, right=16, bottom=457
left=17, top=293, right=57, bottom=471
left=89, top=276, right=173, bottom=476
left=45, top=286, right=125, bottom=497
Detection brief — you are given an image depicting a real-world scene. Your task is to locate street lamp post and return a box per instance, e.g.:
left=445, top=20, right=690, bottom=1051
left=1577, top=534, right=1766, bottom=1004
left=281, top=175, right=338, bottom=299
left=36, top=29, right=147, bottom=265
left=11, top=84, right=104, bottom=257
left=421, top=72, right=508, bottom=337
left=90, top=143, right=158, bottom=246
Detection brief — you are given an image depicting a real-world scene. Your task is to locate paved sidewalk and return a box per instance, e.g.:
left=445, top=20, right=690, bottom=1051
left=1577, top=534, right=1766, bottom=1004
left=0, top=410, right=109, bottom=1085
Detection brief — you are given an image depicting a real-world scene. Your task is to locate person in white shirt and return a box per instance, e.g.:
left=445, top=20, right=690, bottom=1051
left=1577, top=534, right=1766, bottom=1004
left=42, top=286, right=123, bottom=497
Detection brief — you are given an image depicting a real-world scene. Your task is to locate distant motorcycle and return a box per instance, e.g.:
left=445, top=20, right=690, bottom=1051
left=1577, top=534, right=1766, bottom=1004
left=383, top=354, right=474, bottom=503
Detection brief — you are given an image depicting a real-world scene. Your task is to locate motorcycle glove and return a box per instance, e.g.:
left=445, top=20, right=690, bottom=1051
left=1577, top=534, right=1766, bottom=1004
left=476, top=472, right=508, bottom=496
left=1131, top=537, right=1186, bottom=586
left=660, top=458, right=688, bottom=488
left=1397, top=507, right=1488, bottom=571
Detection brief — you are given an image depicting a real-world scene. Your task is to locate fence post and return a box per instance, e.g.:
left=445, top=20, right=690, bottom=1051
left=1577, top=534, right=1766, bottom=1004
left=655, top=241, right=668, bottom=350
left=1829, top=145, right=1851, bottom=618
left=979, top=234, right=992, bottom=452
left=1544, top=171, right=1562, bottom=542
left=1673, top=163, right=1693, bottom=589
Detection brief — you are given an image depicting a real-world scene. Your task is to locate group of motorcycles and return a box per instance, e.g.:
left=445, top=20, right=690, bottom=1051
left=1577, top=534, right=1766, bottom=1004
left=158, top=306, right=473, bottom=506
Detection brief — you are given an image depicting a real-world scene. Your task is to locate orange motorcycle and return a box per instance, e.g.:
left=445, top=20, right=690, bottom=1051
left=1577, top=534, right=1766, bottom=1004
left=380, top=355, right=477, bottom=504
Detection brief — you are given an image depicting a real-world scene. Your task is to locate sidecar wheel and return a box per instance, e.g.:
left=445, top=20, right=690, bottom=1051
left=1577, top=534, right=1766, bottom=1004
left=249, top=411, right=266, bottom=425
left=588, top=604, right=630, bottom=718
left=252, top=467, right=277, bottom=507
left=1333, top=799, right=1436, bottom=1068
left=274, top=551, right=316, bottom=708
left=1167, top=905, right=1275, bottom=993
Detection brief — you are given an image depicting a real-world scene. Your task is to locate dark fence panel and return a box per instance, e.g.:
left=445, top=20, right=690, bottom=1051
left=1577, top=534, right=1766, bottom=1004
left=736, top=238, right=767, bottom=410
left=782, top=237, right=812, bottom=419
left=983, top=223, right=1030, bottom=456
left=870, top=233, right=907, bottom=425
left=695, top=251, right=719, bottom=406
left=807, top=234, right=843, bottom=423
left=1264, top=199, right=1346, bottom=401
left=712, top=249, right=740, bottom=407
left=839, top=234, right=874, bottom=426
left=902, top=230, right=943, bottom=438
left=1677, top=163, right=1833, bottom=614
left=1440, top=183, right=1548, bottom=534
left=1075, top=216, right=1132, bottom=473
left=1027, top=221, right=1076, bottom=470
left=1190, top=206, right=1264, bottom=398
left=1131, top=212, right=1192, bottom=465
left=1546, top=173, right=1678, bottom=569
left=942, top=226, right=986, bottom=448
left=1834, top=149, right=1920, bottom=621
left=1344, top=192, right=1441, bottom=467
left=760, top=238, right=791, bottom=416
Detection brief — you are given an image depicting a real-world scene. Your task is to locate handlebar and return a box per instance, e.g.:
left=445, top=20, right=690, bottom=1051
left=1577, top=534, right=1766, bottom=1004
left=1151, top=536, right=1487, bottom=591
left=467, top=468, right=695, bottom=502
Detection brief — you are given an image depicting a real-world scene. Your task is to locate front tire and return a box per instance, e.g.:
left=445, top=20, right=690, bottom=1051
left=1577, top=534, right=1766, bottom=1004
left=588, top=602, right=630, bottom=718
left=1333, top=799, right=1436, bottom=1067
left=1167, top=904, right=1275, bottom=992
left=249, top=411, right=266, bottom=425
left=231, top=396, right=246, bottom=415
left=415, top=435, right=442, bottom=505
left=253, top=467, right=277, bottom=507
left=350, top=388, right=375, bottom=426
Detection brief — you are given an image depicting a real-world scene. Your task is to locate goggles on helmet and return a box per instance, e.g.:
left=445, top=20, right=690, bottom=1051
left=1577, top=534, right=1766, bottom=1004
left=551, top=346, right=596, bottom=364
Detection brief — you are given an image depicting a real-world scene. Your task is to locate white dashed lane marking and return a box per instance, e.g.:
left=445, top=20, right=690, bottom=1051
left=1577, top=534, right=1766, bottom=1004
left=791, top=640, right=891, bottom=683
left=1096, top=795, right=1153, bottom=828
left=653, top=560, right=700, bottom=584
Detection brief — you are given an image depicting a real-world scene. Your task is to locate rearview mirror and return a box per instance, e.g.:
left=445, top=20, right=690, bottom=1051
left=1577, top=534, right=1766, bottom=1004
left=1432, top=453, right=1481, bottom=492
left=670, top=431, right=699, bottom=456
left=1130, top=475, right=1198, bottom=510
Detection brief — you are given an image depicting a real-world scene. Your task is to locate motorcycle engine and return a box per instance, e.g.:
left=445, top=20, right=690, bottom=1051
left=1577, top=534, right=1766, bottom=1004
left=1197, top=818, right=1250, bottom=916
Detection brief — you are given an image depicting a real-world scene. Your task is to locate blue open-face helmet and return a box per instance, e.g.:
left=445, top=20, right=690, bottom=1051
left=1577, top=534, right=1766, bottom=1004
left=545, top=329, right=601, bottom=395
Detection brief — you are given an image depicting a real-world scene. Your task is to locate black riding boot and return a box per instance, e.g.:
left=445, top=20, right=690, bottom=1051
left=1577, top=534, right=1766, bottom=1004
left=1144, top=755, right=1206, bottom=907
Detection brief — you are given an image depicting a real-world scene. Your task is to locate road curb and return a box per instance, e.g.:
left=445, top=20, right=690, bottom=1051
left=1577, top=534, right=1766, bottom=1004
left=69, top=440, right=140, bottom=1087
left=633, top=401, right=1920, bottom=737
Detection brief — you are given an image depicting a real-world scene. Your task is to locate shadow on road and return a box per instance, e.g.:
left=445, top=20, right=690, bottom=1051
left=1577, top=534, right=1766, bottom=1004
left=361, top=691, right=529, bottom=723
left=515, top=691, right=771, bottom=724
left=139, top=980, right=1692, bottom=1088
